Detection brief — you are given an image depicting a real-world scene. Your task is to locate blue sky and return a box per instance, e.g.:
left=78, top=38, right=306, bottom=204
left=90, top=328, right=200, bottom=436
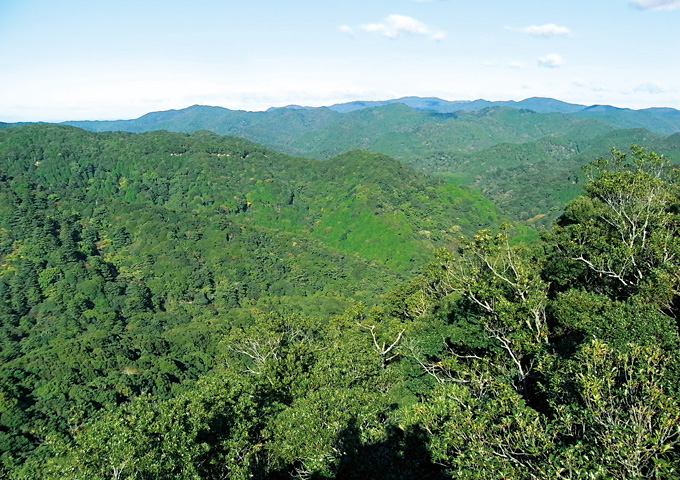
left=1, top=0, right=680, bottom=121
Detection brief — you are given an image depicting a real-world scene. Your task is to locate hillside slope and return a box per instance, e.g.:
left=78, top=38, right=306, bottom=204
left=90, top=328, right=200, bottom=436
left=413, top=128, right=680, bottom=226
left=59, top=101, right=680, bottom=228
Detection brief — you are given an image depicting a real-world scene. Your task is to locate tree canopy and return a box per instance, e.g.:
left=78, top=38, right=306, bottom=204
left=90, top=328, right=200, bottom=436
left=0, top=126, right=678, bottom=479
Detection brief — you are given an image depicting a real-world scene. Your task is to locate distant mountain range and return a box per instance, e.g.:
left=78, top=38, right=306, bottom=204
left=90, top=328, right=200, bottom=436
left=4, top=96, right=679, bottom=228
left=266, top=96, right=587, bottom=114
left=64, top=97, right=680, bottom=140
left=322, top=96, right=588, bottom=114
left=54, top=96, right=680, bottom=227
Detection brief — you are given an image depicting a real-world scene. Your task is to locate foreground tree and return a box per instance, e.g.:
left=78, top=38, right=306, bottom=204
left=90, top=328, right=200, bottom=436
left=419, top=225, right=549, bottom=393
left=398, top=146, right=680, bottom=479
left=546, top=145, right=680, bottom=305
left=542, top=339, right=680, bottom=479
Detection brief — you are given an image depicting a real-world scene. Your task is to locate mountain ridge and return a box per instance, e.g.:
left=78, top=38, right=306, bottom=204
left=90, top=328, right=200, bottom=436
left=60, top=96, right=680, bottom=138
left=7, top=97, right=680, bottom=229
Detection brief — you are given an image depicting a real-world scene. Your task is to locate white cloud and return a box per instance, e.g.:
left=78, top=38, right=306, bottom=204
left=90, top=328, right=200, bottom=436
left=630, top=0, right=680, bottom=10
left=572, top=80, right=605, bottom=93
left=538, top=54, right=564, bottom=68
left=508, top=61, right=525, bottom=69
left=508, top=24, right=571, bottom=36
left=339, top=25, right=354, bottom=35
left=634, top=82, right=666, bottom=94
left=359, top=14, right=445, bottom=40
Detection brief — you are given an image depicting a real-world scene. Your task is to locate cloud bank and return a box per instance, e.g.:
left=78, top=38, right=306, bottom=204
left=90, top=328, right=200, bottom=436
left=338, top=24, right=354, bottom=35
left=518, top=24, right=571, bottom=36
left=630, top=0, right=680, bottom=10
left=634, top=82, right=666, bottom=94
left=359, top=14, right=445, bottom=40
left=538, top=54, right=564, bottom=68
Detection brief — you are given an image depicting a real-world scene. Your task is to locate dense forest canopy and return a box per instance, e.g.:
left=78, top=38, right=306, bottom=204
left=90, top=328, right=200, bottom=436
left=0, top=124, right=679, bottom=479
left=59, top=100, right=680, bottom=229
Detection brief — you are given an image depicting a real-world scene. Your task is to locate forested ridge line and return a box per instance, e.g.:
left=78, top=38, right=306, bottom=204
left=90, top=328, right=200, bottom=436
left=58, top=103, right=680, bottom=229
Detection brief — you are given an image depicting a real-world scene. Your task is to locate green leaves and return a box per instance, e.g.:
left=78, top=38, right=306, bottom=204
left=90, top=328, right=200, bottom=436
left=421, top=226, right=550, bottom=390
left=2, top=124, right=680, bottom=479
left=43, top=393, right=210, bottom=480
left=397, top=380, right=554, bottom=479
left=545, top=339, right=680, bottom=479
left=550, top=145, right=680, bottom=302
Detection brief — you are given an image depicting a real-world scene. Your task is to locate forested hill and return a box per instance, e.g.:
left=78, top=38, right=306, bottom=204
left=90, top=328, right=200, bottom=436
left=418, top=128, right=680, bottom=225
left=63, top=104, right=621, bottom=159
left=63, top=96, right=680, bottom=137
left=1, top=125, right=680, bottom=478
left=62, top=101, right=680, bottom=159
left=0, top=124, right=500, bottom=476
left=0, top=125, right=498, bottom=272
left=59, top=101, right=680, bottom=228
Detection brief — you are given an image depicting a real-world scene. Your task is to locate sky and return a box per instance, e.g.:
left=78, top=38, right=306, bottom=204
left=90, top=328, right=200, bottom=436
left=1, top=0, right=680, bottom=122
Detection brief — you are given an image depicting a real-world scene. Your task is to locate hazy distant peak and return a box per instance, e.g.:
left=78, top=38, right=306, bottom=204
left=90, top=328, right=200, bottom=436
left=580, top=104, right=627, bottom=112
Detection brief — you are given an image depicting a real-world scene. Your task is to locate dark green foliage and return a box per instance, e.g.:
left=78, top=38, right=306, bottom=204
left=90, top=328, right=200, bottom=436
left=546, top=145, right=680, bottom=302
left=1, top=126, right=679, bottom=479
left=391, top=147, right=680, bottom=478
left=0, top=124, right=499, bottom=476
